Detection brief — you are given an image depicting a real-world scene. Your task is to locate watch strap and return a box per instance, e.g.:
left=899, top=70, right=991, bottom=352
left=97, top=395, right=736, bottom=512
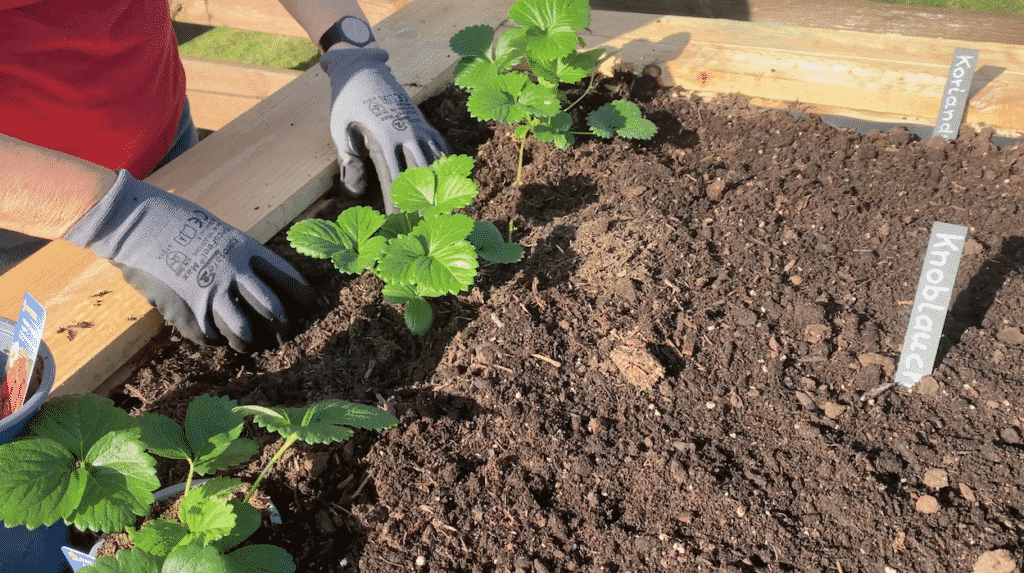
left=319, top=16, right=375, bottom=52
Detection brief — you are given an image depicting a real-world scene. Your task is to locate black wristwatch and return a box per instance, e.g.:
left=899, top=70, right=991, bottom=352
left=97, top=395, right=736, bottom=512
left=318, top=16, right=376, bottom=52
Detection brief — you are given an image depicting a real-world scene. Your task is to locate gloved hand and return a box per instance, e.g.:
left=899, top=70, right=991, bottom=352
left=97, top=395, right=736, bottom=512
left=321, top=47, right=450, bottom=214
left=64, top=170, right=315, bottom=352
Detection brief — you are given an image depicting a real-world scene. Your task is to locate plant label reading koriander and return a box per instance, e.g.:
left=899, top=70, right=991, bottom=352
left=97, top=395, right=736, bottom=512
left=895, top=222, right=969, bottom=388
left=932, top=47, right=979, bottom=140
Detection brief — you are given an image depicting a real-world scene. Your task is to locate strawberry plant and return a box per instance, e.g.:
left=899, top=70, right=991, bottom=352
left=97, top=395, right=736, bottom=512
left=0, top=393, right=397, bottom=572
left=450, top=0, right=658, bottom=180
left=287, top=154, right=523, bottom=335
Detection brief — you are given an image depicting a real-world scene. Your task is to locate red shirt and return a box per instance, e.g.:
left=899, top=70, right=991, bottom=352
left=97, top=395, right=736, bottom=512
left=0, top=0, right=186, bottom=179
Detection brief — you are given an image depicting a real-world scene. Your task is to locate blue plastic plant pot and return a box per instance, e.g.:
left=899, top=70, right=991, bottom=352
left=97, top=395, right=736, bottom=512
left=0, top=317, right=71, bottom=573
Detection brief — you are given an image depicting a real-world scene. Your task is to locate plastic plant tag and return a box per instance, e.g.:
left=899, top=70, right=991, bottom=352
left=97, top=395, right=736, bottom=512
left=62, top=546, right=96, bottom=570
left=895, top=222, right=969, bottom=388
left=0, top=292, right=46, bottom=419
left=932, top=47, right=979, bottom=140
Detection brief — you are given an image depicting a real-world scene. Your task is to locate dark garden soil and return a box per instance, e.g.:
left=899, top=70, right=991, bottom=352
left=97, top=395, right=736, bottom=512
left=98, top=73, right=1024, bottom=573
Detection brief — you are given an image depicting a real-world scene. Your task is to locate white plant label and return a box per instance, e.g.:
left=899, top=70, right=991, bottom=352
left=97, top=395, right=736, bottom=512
left=896, top=222, right=969, bottom=388
left=932, top=47, right=979, bottom=140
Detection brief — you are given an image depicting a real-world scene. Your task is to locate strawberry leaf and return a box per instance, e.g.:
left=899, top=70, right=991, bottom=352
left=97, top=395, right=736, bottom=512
left=403, top=297, right=434, bottom=334
left=587, top=100, right=657, bottom=140
left=224, top=545, right=296, bottom=573
left=0, top=436, right=87, bottom=529
left=450, top=24, right=494, bottom=57
left=380, top=215, right=478, bottom=295
left=185, top=395, right=258, bottom=475
left=212, top=500, right=261, bottom=552
left=466, top=73, right=528, bottom=122
left=534, top=112, right=574, bottom=148
left=178, top=487, right=236, bottom=545
left=285, top=219, right=345, bottom=260
left=130, top=518, right=188, bottom=559
left=508, top=0, right=590, bottom=31
left=379, top=211, right=423, bottom=239
left=139, top=412, right=190, bottom=460
left=71, top=430, right=159, bottom=532
left=453, top=57, right=499, bottom=90
left=467, top=220, right=525, bottom=263
left=80, top=547, right=162, bottom=573
left=234, top=400, right=397, bottom=445
left=30, top=393, right=139, bottom=459
left=163, top=542, right=230, bottom=573
left=518, top=81, right=561, bottom=118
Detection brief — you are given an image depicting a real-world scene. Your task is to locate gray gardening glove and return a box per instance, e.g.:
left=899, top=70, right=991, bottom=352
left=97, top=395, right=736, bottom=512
left=64, top=170, right=315, bottom=352
left=321, top=47, right=450, bottom=214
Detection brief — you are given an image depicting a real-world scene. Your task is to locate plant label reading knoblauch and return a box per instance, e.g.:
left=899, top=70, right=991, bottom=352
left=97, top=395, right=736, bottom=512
left=896, top=222, right=969, bottom=388
left=932, top=47, right=979, bottom=140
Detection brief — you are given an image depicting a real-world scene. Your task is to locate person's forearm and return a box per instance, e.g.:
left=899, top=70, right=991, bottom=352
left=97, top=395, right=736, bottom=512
left=0, top=133, right=116, bottom=240
left=275, top=0, right=377, bottom=46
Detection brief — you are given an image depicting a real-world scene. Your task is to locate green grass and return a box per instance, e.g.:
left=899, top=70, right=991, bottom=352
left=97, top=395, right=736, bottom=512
left=868, top=0, right=1024, bottom=13
left=177, top=27, right=321, bottom=71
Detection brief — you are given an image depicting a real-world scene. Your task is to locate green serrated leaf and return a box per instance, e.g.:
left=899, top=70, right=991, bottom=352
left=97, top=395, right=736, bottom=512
left=466, top=73, right=528, bottom=123
left=285, top=219, right=347, bottom=260
left=508, top=0, right=590, bottom=31
left=379, top=212, right=423, bottom=239
left=449, top=24, right=494, bottom=58
left=390, top=165, right=437, bottom=213
left=432, top=154, right=475, bottom=180
left=30, top=394, right=139, bottom=460
left=179, top=488, right=236, bottom=544
left=587, top=100, right=657, bottom=140
left=519, top=27, right=579, bottom=62
left=534, top=112, right=575, bottom=148
left=195, top=477, right=245, bottom=499
left=139, top=412, right=190, bottom=461
left=554, top=51, right=595, bottom=84
left=0, top=436, right=87, bottom=529
left=184, top=395, right=246, bottom=470
left=494, top=28, right=526, bottom=69
left=403, top=297, right=434, bottom=334
left=235, top=400, right=395, bottom=445
left=213, top=500, right=261, bottom=552
left=131, top=518, right=188, bottom=558
left=467, top=220, right=526, bottom=263
left=81, top=547, right=162, bottom=573
left=163, top=542, right=230, bottom=573
left=224, top=545, right=296, bottom=573
left=518, top=81, right=561, bottom=117
left=513, top=124, right=531, bottom=139
left=71, top=430, right=159, bottom=532
left=380, top=215, right=478, bottom=295
left=453, top=56, right=499, bottom=90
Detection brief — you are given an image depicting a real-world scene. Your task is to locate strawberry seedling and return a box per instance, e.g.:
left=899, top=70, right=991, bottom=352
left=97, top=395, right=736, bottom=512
left=450, top=0, right=658, bottom=180
left=0, top=393, right=396, bottom=572
left=287, top=154, right=523, bottom=334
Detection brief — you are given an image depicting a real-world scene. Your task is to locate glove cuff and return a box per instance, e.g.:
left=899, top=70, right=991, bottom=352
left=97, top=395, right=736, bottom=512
left=319, top=47, right=389, bottom=77
left=63, top=169, right=164, bottom=259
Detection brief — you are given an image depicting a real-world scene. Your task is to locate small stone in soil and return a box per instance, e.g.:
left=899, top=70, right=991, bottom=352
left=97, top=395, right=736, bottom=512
left=995, top=326, right=1024, bottom=345
left=973, top=549, right=1016, bottom=573
left=823, top=402, right=847, bottom=419
left=922, top=469, right=949, bottom=489
left=916, top=376, right=940, bottom=395
left=916, top=495, right=940, bottom=514
left=999, top=427, right=1021, bottom=444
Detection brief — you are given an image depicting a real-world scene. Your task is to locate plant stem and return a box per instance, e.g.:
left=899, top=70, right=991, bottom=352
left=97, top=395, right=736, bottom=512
left=564, top=73, right=597, bottom=112
left=244, top=433, right=299, bottom=505
left=516, top=136, right=526, bottom=183
left=183, top=460, right=195, bottom=497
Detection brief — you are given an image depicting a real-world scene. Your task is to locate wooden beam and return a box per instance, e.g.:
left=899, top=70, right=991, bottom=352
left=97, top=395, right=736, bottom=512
left=172, top=0, right=411, bottom=36
left=0, top=0, right=514, bottom=399
left=182, top=58, right=302, bottom=130
left=585, top=11, right=1024, bottom=138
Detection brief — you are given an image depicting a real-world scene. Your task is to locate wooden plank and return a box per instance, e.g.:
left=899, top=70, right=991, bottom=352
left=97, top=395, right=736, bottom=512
left=0, top=0, right=514, bottom=399
left=591, top=0, right=1024, bottom=46
left=182, top=58, right=302, bottom=130
left=172, top=0, right=411, bottom=36
left=584, top=11, right=1024, bottom=138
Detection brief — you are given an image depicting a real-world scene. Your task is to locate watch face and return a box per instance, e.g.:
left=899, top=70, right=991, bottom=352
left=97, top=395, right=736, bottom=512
left=340, top=16, right=372, bottom=45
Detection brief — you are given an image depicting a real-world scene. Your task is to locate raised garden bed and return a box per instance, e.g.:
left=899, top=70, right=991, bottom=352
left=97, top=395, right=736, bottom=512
left=97, top=65, right=1024, bottom=572
left=5, top=1, right=1024, bottom=572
